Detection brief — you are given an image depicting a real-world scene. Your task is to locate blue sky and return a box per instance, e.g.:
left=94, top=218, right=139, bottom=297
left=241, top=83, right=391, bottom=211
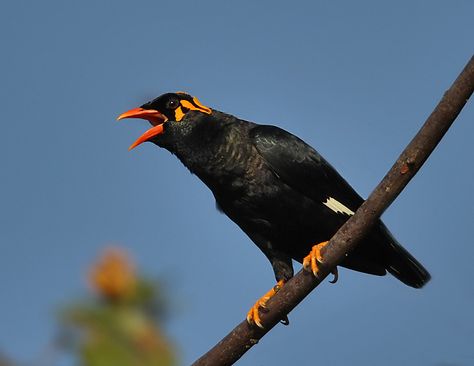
left=1, top=1, right=473, bottom=365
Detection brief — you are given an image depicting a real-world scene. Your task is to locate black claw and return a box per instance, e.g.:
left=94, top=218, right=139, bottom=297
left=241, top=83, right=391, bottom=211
left=279, top=315, right=290, bottom=326
left=329, top=268, right=339, bottom=284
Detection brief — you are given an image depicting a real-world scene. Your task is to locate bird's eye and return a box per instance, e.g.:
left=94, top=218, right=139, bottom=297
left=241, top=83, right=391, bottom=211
left=167, top=99, right=179, bottom=109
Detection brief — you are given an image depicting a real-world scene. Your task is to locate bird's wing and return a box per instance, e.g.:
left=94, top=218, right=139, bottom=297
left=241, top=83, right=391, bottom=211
left=250, top=124, right=364, bottom=215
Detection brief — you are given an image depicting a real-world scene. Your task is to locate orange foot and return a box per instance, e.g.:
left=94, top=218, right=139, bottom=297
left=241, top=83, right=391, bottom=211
left=303, top=241, right=338, bottom=283
left=246, top=279, right=285, bottom=328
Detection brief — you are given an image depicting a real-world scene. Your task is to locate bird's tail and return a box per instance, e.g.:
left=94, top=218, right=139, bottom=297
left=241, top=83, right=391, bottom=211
left=381, top=224, right=431, bottom=288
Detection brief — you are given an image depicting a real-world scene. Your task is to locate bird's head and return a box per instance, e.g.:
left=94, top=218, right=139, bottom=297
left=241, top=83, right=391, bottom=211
left=117, top=92, right=212, bottom=150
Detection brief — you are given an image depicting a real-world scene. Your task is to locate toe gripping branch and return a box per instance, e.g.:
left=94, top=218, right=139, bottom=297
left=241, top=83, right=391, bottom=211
left=246, top=280, right=286, bottom=329
left=303, top=241, right=339, bottom=283
left=246, top=241, right=338, bottom=329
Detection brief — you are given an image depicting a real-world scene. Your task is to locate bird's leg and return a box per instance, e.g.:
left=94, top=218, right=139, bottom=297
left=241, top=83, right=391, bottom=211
left=246, top=279, right=285, bottom=329
left=303, top=241, right=338, bottom=283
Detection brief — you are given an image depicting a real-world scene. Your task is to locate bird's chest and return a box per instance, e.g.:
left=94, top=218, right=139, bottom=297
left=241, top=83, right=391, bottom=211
left=180, top=132, right=262, bottom=197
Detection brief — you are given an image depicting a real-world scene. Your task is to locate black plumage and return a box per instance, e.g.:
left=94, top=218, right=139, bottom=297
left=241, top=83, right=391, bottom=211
left=118, top=92, right=430, bottom=323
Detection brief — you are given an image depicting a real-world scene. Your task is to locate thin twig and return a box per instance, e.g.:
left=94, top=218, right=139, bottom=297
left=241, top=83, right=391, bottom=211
left=192, top=55, right=474, bottom=366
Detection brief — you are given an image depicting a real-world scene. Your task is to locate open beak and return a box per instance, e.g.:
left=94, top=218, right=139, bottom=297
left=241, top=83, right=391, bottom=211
left=117, top=108, right=167, bottom=150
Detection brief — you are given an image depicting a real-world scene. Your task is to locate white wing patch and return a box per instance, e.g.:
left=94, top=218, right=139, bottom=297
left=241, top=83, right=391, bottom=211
left=323, top=197, right=355, bottom=216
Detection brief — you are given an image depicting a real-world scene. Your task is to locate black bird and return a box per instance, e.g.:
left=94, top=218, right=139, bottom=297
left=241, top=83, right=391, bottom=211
left=118, top=92, right=430, bottom=327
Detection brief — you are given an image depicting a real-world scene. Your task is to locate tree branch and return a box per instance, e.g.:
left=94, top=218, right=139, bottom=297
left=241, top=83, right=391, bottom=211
left=192, top=55, right=474, bottom=366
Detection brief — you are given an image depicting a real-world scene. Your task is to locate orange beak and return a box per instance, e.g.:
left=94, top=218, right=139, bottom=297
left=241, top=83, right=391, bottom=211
left=117, top=108, right=167, bottom=150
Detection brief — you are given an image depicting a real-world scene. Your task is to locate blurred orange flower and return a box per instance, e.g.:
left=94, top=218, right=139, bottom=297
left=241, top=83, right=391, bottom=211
left=89, top=247, right=136, bottom=301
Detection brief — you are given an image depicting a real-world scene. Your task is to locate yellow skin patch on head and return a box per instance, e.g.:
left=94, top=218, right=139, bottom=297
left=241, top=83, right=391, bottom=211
left=192, top=97, right=212, bottom=114
left=172, top=93, right=213, bottom=121
left=179, top=99, right=212, bottom=116
left=175, top=106, right=185, bottom=121
left=180, top=99, right=195, bottom=110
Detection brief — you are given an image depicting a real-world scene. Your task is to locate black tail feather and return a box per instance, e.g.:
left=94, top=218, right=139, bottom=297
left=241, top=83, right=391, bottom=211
left=381, top=224, right=431, bottom=288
